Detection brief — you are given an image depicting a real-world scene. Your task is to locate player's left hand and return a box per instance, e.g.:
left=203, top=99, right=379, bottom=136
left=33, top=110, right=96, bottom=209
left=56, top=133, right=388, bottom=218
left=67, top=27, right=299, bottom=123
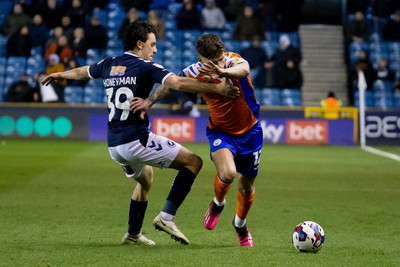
left=130, top=97, right=151, bottom=120
left=41, top=73, right=62, bottom=86
left=199, top=61, right=222, bottom=80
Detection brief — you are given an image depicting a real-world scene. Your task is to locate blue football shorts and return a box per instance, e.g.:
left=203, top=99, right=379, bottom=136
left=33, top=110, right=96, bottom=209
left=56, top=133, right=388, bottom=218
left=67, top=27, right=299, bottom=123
left=206, top=121, right=263, bottom=178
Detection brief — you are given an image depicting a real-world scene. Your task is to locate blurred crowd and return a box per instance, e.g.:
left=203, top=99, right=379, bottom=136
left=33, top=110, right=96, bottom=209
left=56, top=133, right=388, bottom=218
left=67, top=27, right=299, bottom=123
left=1, top=0, right=304, bottom=104
left=344, top=0, right=400, bottom=106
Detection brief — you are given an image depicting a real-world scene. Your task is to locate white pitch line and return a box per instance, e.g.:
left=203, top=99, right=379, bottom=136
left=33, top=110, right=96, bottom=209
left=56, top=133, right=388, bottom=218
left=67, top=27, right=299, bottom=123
left=362, top=145, right=400, bottom=162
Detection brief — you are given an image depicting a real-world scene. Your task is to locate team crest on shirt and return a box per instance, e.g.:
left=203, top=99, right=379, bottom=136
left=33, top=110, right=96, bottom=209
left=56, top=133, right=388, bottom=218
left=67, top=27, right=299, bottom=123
left=213, top=139, right=222, bottom=147
left=110, top=66, right=126, bottom=76
left=166, top=140, right=176, bottom=147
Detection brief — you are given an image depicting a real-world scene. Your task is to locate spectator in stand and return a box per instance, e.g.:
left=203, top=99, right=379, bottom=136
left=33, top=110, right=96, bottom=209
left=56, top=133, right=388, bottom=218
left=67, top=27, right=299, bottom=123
left=147, top=10, right=165, bottom=41
left=224, top=0, right=246, bottom=22
left=121, top=0, right=151, bottom=12
left=66, top=0, right=87, bottom=28
left=45, top=35, right=73, bottom=66
left=2, top=3, right=31, bottom=37
left=374, top=58, right=396, bottom=83
left=240, top=35, right=269, bottom=88
left=382, top=10, right=400, bottom=41
left=70, top=27, right=88, bottom=58
left=348, top=50, right=375, bottom=104
left=201, top=0, right=226, bottom=30
left=6, top=73, right=39, bottom=102
left=6, top=25, right=32, bottom=57
left=46, top=54, right=67, bottom=86
left=345, top=11, right=370, bottom=44
left=232, top=5, right=265, bottom=41
left=176, top=0, right=203, bottom=30
left=271, top=35, right=303, bottom=89
left=346, top=0, right=371, bottom=15
left=372, top=0, right=394, bottom=19
left=258, top=0, right=279, bottom=32
left=276, top=0, right=304, bottom=32
left=60, top=15, right=75, bottom=41
left=45, top=26, right=64, bottom=50
left=118, top=7, right=141, bottom=40
left=38, top=0, right=64, bottom=29
left=28, top=14, right=49, bottom=51
left=88, top=0, right=108, bottom=11
left=84, top=15, right=108, bottom=51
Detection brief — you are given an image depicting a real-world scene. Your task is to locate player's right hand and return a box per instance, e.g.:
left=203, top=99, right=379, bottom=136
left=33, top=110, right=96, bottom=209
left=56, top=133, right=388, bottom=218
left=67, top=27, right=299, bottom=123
left=130, top=97, right=151, bottom=120
left=218, top=79, right=240, bottom=98
left=41, top=73, right=61, bottom=86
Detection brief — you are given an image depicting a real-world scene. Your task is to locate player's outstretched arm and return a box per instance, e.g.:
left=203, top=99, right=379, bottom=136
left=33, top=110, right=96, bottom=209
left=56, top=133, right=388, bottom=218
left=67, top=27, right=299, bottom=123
left=41, top=66, right=90, bottom=86
left=165, top=74, right=240, bottom=98
left=200, top=61, right=250, bottom=79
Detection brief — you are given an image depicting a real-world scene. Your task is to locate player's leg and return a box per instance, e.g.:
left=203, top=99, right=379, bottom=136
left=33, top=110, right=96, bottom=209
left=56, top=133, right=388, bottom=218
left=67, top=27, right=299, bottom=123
left=231, top=123, right=262, bottom=247
left=153, top=145, right=202, bottom=245
left=109, top=142, right=156, bottom=246
left=232, top=173, right=256, bottom=247
left=204, top=148, right=236, bottom=230
left=121, top=165, right=156, bottom=246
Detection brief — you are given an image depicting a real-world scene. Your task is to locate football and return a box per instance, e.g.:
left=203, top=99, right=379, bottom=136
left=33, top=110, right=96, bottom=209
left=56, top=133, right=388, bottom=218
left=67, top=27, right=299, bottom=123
left=292, top=221, right=325, bottom=253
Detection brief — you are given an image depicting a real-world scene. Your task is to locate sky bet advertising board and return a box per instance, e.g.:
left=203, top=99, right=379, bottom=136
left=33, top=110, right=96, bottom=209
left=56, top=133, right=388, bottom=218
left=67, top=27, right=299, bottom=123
left=3, top=105, right=399, bottom=145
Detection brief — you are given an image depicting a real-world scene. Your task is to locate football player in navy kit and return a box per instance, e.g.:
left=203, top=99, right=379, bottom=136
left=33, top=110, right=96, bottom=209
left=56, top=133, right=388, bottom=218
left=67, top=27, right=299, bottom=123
left=41, top=20, right=240, bottom=246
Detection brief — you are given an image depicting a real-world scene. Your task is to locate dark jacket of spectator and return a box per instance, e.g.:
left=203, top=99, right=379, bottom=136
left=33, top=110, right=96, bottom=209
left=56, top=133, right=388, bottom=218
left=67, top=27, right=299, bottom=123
left=382, top=10, right=400, bottom=41
left=6, top=74, right=36, bottom=102
left=84, top=15, right=108, bottom=50
left=232, top=6, right=265, bottom=41
left=6, top=25, right=32, bottom=57
left=176, top=0, right=202, bottom=30
left=29, top=14, right=49, bottom=49
left=2, top=3, right=31, bottom=36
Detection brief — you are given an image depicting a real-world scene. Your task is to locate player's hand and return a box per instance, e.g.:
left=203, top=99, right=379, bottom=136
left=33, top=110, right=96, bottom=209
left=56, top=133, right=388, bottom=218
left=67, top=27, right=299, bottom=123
left=41, top=73, right=63, bottom=86
left=199, top=61, right=222, bottom=80
left=217, top=79, right=240, bottom=98
left=130, top=97, right=151, bottom=120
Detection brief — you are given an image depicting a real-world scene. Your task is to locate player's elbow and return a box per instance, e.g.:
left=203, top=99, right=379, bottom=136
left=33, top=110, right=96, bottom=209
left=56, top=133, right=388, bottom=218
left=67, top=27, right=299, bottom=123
left=165, top=75, right=182, bottom=90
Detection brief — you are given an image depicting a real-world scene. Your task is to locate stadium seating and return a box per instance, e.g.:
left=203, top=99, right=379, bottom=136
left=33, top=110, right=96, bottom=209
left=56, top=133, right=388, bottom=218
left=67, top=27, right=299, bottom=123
left=353, top=90, right=374, bottom=108
left=281, top=88, right=302, bottom=107
left=64, top=86, right=84, bottom=103
left=260, top=88, right=281, bottom=106
left=0, top=0, right=305, bottom=107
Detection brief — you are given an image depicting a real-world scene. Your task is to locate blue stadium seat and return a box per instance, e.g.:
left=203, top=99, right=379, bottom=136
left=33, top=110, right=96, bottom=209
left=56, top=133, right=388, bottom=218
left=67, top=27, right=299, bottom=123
left=182, top=30, right=201, bottom=43
left=373, top=91, right=394, bottom=108
left=83, top=84, right=104, bottom=103
left=26, top=55, right=45, bottom=77
left=262, top=41, right=277, bottom=57
left=394, top=92, right=400, bottom=108
left=165, top=30, right=183, bottom=43
left=0, top=56, right=6, bottom=77
left=354, top=90, right=374, bottom=107
left=372, top=80, right=394, bottom=92
left=64, top=86, right=83, bottom=103
left=280, top=88, right=302, bottom=106
left=0, top=35, right=7, bottom=56
left=223, top=40, right=240, bottom=52
left=260, top=88, right=281, bottom=106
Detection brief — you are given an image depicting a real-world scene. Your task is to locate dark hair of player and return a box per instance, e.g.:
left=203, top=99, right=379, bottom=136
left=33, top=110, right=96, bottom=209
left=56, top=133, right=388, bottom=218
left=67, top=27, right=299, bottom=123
left=122, top=20, right=158, bottom=51
left=196, top=34, right=225, bottom=59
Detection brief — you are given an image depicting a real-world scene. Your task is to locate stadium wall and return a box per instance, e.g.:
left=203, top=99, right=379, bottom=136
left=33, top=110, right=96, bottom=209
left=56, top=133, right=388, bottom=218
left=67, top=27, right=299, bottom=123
left=1, top=104, right=398, bottom=145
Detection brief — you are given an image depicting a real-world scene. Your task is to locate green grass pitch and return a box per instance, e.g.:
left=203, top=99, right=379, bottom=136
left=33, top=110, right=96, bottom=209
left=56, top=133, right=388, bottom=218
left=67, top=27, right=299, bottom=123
left=0, top=140, right=399, bottom=266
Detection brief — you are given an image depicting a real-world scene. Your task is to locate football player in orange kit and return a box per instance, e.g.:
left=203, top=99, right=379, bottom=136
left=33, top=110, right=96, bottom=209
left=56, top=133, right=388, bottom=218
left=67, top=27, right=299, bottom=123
left=130, top=34, right=263, bottom=247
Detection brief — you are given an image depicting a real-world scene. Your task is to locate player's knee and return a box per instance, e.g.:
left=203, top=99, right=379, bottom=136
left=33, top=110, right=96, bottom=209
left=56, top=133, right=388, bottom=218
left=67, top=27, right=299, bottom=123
left=238, top=183, right=254, bottom=196
left=186, top=153, right=203, bottom=175
left=218, top=169, right=236, bottom=182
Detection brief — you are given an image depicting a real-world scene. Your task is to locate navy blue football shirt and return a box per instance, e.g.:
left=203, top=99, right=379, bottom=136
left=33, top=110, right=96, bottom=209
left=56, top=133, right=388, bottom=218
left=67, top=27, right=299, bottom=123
left=88, top=52, right=174, bottom=147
